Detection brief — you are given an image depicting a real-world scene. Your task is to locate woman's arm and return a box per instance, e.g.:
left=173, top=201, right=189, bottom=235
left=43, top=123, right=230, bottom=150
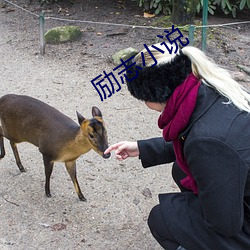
left=104, top=141, right=139, bottom=160
left=104, top=137, right=175, bottom=168
left=138, top=137, right=175, bottom=168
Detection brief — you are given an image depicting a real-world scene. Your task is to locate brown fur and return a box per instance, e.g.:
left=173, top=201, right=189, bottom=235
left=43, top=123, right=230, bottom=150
left=0, top=94, right=110, bottom=201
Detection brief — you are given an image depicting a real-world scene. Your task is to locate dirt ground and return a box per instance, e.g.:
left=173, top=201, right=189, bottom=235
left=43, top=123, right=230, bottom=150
left=0, top=0, right=249, bottom=249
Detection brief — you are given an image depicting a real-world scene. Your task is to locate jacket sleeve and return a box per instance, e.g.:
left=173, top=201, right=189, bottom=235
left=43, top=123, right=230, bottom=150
left=185, top=136, right=249, bottom=237
left=137, top=137, right=175, bottom=168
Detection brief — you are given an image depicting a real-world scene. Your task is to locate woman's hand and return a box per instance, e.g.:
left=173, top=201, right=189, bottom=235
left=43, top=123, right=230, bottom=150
left=104, top=141, right=139, bottom=160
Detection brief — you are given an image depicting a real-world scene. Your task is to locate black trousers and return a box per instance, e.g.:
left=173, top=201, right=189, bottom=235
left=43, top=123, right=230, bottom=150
left=148, top=162, right=188, bottom=250
left=148, top=162, right=250, bottom=250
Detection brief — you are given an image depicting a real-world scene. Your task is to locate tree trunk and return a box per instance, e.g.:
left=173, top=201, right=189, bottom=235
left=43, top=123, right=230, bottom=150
left=171, top=0, right=198, bottom=25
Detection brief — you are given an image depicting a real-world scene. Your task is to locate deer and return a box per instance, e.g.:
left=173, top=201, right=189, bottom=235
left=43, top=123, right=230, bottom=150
left=0, top=94, right=111, bottom=201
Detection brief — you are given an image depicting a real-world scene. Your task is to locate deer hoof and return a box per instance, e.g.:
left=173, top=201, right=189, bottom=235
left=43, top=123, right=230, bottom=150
left=46, top=193, right=52, bottom=198
left=79, top=196, right=87, bottom=202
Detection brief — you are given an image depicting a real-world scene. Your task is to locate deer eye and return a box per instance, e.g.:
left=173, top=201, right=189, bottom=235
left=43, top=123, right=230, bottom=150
left=89, top=133, right=94, bottom=139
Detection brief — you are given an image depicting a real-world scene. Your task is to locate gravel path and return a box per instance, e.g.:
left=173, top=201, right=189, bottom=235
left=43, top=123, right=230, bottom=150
left=0, top=1, right=249, bottom=249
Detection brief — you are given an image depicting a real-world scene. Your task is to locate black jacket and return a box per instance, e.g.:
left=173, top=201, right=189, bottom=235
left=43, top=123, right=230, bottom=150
left=138, top=84, right=250, bottom=249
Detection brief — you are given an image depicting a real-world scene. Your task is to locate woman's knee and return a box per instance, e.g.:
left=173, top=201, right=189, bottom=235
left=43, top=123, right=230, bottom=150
left=148, top=205, right=179, bottom=249
left=148, top=204, right=161, bottom=233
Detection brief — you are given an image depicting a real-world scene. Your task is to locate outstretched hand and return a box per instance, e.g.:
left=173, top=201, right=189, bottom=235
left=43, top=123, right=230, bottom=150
left=104, top=141, right=139, bottom=160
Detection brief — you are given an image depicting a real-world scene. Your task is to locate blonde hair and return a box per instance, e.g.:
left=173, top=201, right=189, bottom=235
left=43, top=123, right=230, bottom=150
left=135, top=44, right=250, bottom=113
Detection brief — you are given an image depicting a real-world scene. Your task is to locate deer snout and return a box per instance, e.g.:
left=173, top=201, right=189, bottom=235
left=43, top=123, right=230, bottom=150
left=102, top=152, right=111, bottom=159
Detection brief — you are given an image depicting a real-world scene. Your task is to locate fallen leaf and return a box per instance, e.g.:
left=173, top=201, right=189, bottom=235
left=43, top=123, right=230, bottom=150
left=51, top=223, right=67, bottom=231
left=143, top=12, right=155, bottom=18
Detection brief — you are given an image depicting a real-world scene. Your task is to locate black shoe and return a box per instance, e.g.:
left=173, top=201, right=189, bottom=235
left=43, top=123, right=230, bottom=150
left=176, top=246, right=187, bottom=250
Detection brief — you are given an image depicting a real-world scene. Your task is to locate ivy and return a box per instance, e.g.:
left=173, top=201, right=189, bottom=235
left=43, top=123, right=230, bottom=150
left=135, top=0, right=250, bottom=17
left=38, top=0, right=58, bottom=4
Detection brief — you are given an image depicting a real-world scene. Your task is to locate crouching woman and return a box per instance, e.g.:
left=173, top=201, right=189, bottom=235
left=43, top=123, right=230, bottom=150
left=105, top=44, right=250, bottom=249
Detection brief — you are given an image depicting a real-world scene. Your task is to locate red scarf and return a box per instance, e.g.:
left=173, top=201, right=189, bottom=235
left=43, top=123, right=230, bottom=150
left=158, top=73, right=200, bottom=194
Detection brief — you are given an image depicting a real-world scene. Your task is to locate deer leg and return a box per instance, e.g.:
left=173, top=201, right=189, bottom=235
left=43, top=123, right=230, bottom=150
left=43, top=155, right=54, bottom=198
left=65, top=161, right=86, bottom=202
left=10, top=141, right=25, bottom=172
left=0, top=127, right=5, bottom=159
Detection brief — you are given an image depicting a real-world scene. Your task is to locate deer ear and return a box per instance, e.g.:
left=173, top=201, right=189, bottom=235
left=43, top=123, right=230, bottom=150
left=92, top=106, right=102, bottom=118
left=76, top=111, right=85, bottom=125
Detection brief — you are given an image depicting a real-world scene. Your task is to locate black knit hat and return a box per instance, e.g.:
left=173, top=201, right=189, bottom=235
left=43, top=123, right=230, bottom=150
left=126, top=52, right=192, bottom=103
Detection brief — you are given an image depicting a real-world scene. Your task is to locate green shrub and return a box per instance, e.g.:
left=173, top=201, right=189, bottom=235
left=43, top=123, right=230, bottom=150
left=38, top=0, right=58, bottom=4
left=135, top=0, right=250, bottom=18
left=136, top=0, right=172, bottom=15
left=196, top=0, right=216, bottom=15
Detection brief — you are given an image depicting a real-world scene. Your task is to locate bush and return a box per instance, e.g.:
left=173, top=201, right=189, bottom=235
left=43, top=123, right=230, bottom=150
left=135, top=0, right=250, bottom=18
left=136, top=0, right=172, bottom=15
left=38, top=0, right=58, bottom=4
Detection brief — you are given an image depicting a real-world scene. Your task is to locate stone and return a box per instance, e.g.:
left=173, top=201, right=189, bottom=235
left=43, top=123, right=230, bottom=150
left=112, top=47, right=138, bottom=65
left=142, top=187, right=152, bottom=198
left=231, top=71, right=247, bottom=82
left=0, top=0, right=6, bottom=8
left=45, top=26, right=82, bottom=44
